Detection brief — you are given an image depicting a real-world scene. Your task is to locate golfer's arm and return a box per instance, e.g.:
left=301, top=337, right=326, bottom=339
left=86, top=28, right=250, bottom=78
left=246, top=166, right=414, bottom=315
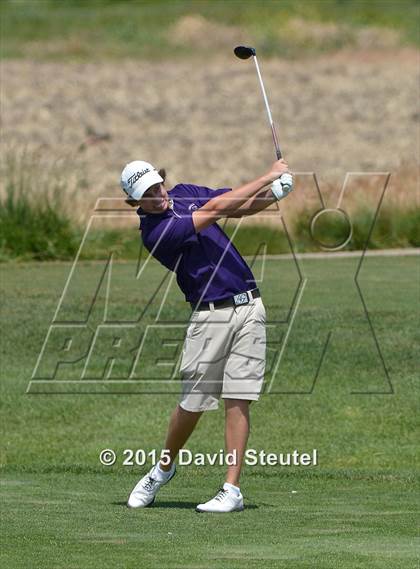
left=227, top=187, right=276, bottom=217
left=192, top=175, right=271, bottom=232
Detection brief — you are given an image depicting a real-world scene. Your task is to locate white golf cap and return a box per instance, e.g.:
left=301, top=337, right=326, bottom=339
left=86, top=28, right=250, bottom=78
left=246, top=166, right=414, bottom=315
left=120, top=160, right=163, bottom=200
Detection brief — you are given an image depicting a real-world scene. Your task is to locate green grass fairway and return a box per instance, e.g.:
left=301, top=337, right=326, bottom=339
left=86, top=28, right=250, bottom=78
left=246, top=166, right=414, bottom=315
left=1, top=255, right=419, bottom=568
left=1, top=472, right=417, bottom=569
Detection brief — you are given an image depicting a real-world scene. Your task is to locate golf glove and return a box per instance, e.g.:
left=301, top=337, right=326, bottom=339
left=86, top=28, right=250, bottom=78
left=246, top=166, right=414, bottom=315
left=271, top=173, right=294, bottom=201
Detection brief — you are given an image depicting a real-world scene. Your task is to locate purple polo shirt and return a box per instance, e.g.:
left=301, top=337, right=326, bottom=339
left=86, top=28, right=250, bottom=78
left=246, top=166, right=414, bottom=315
left=138, top=184, right=257, bottom=303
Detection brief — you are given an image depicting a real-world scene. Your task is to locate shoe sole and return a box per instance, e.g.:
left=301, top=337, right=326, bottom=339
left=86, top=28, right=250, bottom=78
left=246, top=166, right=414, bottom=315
left=195, top=505, right=244, bottom=513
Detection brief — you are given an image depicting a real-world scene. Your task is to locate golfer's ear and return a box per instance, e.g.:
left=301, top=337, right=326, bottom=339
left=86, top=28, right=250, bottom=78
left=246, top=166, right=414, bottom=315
left=125, top=198, right=140, bottom=208
left=158, top=168, right=166, bottom=182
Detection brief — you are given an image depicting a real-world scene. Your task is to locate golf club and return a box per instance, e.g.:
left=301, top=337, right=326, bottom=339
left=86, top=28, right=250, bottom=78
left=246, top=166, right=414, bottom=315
left=234, top=45, right=291, bottom=193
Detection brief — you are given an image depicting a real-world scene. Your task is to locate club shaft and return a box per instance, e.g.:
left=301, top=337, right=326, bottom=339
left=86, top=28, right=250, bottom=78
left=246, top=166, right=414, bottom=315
left=252, top=56, right=282, bottom=160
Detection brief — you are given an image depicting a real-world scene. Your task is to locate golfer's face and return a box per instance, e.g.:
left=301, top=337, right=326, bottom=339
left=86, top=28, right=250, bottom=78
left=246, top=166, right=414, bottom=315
left=140, top=183, right=169, bottom=213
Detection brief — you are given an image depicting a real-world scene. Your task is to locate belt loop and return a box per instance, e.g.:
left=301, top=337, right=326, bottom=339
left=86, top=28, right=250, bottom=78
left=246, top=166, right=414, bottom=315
left=209, top=301, right=215, bottom=312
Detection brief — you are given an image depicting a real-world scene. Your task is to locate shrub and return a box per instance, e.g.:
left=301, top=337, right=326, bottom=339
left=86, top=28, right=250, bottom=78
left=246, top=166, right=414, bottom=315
left=0, top=150, right=79, bottom=261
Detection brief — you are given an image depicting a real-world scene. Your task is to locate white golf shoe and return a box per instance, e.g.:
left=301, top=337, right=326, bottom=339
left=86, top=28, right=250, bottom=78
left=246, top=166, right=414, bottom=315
left=196, top=483, right=244, bottom=513
left=127, top=462, right=176, bottom=508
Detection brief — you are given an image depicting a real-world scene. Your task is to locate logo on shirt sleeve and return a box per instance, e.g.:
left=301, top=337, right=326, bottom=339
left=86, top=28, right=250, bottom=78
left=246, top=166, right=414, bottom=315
left=188, top=203, right=198, bottom=211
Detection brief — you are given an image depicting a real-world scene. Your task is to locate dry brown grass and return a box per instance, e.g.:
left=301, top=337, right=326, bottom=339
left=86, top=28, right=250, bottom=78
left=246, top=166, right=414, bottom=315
left=167, top=14, right=402, bottom=54
left=285, top=17, right=401, bottom=50
left=168, top=14, right=246, bottom=51
left=1, top=49, right=418, bottom=224
left=288, top=163, right=417, bottom=223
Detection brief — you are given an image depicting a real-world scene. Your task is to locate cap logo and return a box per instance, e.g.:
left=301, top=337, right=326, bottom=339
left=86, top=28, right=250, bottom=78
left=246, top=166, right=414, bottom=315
left=127, top=168, right=150, bottom=188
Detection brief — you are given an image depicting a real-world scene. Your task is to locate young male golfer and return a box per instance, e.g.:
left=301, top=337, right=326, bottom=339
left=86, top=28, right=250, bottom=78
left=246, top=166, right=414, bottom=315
left=120, top=159, right=293, bottom=512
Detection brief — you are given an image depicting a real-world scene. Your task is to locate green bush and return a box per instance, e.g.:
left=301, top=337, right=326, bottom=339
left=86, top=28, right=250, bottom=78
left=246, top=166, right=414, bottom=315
left=77, top=229, right=142, bottom=261
left=351, top=207, right=420, bottom=250
left=292, top=206, right=420, bottom=252
left=0, top=170, right=418, bottom=261
left=0, top=150, right=79, bottom=261
left=0, top=184, right=79, bottom=261
left=224, top=223, right=291, bottom=255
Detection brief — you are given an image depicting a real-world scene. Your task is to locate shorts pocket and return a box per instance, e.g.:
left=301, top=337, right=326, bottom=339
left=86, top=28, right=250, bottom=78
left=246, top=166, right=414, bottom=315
left=185, top=309, right=211, bottom=340
left=255, top=298, right=266, bottom=323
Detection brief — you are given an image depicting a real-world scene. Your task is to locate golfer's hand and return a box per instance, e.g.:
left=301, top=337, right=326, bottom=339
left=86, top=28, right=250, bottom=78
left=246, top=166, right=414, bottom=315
left=271, top=174, right=294, bottom=201
left=266, top=159, right=289, bottom=183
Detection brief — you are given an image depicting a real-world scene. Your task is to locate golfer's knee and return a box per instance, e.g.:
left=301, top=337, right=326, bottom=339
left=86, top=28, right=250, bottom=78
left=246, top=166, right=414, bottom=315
left=177, top=403, right=203, bottom=417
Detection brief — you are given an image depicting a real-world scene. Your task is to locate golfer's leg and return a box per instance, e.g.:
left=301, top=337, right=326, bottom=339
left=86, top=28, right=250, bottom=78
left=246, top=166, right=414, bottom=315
left=224, top=399, right=250, bottom=486
left=159, top=404, right=203, bottom=471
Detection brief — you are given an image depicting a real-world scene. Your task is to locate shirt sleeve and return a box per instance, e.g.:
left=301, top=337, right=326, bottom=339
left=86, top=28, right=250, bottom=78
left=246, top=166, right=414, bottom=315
left=181, top=184, right=232, bottom=207
left=144, top=215, right=196, bottom=253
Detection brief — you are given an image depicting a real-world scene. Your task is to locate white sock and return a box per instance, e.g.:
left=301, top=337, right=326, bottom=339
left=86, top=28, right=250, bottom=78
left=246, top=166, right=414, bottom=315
left=223, top=482, right=240, bottom=496
left=155, top=461, right=174, bottom=481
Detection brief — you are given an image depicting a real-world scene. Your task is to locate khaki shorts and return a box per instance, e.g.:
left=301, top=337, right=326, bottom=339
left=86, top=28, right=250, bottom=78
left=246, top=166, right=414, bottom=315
left=179, top=296, right=266, bottom=412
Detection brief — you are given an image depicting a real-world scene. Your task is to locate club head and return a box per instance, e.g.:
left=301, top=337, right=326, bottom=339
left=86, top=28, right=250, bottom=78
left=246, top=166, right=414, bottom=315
left=234, top=45, right=256, bottom=60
